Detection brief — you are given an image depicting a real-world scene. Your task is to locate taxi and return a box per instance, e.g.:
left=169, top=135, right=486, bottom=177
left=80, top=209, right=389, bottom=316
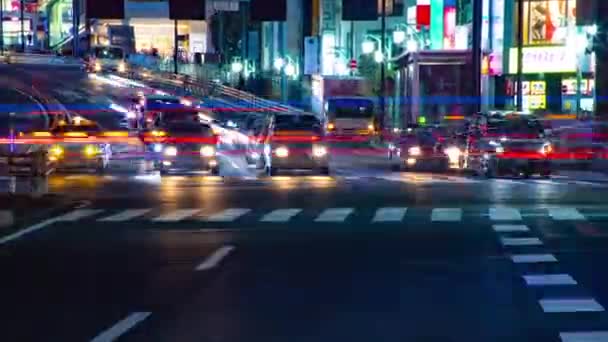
left=262, top=114, right=329, bottom=176
left=463, top=112, right=552, bottom=178
left=47, top=117, right=113, bottom=173
left=145, top=120, right=220, bottom=175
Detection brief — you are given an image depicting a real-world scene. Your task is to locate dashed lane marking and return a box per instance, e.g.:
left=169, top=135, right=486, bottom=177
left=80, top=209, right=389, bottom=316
left=539, top=298, right=605, bottom=313
left=56, top=209, right=104, bottom=221
left=523, top=274, right=578, bottom=286
left=431, top=208, right=462, bottom=222
left=90, top=312, right=152, bottom=342
left=98, top=209, right=153, bottom=222
left=500, top=237, right=543, bottom=246
left=489, top=207, right=522, bottom=221
left=195, top=245, right=235, bottom=271
left=548, top=208, right=587, bottom=221
left=152, top=209, right=200, bottom=222
left=560, top=331, right=608, bottom=341
left=511, top=254, right=558, bottom=263
left=260, top=209, right=303, bottom=222
left=205, top=208, right=251, bottom=222
left=314, top=208, right=354, bottom=222
left=493, top=224, right=530, bottom=232
left=372, top=207, right=408, bottom=222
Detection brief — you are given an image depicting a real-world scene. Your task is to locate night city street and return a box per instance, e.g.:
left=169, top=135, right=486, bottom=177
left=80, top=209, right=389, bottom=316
left=2, top=0, right=608, bottom=341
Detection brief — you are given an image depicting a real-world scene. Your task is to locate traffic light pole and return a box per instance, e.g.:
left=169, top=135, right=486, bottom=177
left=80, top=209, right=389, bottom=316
left=0, top=0, right=4, bottom=55
left=516, top=0, right=524, bottom=111
left=174, top=19, right=179, bottom=74
left=379, top=0, right=386, bottom=131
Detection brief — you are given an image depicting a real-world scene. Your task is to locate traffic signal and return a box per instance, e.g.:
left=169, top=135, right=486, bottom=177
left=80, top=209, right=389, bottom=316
left=86, top=0, right=124, bottom=19
left=169, top=0, right=206, bottom=20
left=250, top=0, right=287, bottom=21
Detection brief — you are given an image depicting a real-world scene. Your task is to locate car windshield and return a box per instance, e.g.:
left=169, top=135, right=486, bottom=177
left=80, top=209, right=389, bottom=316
left=274, top=115, right=322, bottom=132
left=93, top=47, right=124, bottom=59
left=328, top=98, right=374, bottom=119
left=164, top=122, right=214, bottom=136
left=487, top=118, right=544, bottom=136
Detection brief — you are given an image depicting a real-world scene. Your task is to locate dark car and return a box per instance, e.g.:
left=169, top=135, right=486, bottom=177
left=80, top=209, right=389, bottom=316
left=156, top=121, right=220, bottom=175
left=464, top=114, right=552, bottom=178
left=388, top=127, right=451, bottom=172
left=262, top=114, right=329, bottom=175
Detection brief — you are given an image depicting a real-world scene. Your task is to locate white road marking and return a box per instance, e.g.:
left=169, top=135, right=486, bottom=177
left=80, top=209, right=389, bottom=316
left=205, top=208, right=251, bottom=222
left=98, top=209, right=153, bottom=222
left=560, top=331, right=608, bottom=341
left=548, top=207, right=587, bottom=221
left=314, top=208, right=354, bottom=222
left=523, top=274, right=578, bottom=286
left=152, top=209, right=200, bottom=222
left=500, top=237, right=543, bottom=246
left=372, top=207, right=407, bottom=222
left=195, top=245, right=235, bottom=271
left=493, top=179, right=527, bottom=185
left=490, top=207, right=522, bottom=221
left=511, top=254, right=558, bottom=263
left=55, top=209, right=104, bottom=221
left=0, top=218, right=56, bottom=245
left=493, top=224, right=530, bottom=232
left=533, top=179, right=561, bottom=185
left=431, top=208, right=462, bottom=222
left=260, top=209, right=302, bottom=222
left=539, top=298, right=605, bottom=313
left=90, top=312, right=152, bottom=342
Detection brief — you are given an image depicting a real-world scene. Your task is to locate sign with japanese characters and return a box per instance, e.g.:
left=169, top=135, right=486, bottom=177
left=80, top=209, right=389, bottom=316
left=509, top=46, right=577, bottom=74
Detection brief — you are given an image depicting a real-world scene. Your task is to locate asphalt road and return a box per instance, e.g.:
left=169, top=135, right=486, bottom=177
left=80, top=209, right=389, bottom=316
left=2, top=64, right=608, bottom=341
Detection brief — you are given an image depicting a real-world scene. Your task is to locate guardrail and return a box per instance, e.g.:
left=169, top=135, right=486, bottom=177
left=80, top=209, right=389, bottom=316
left=5, top=52, right=83, bottom=66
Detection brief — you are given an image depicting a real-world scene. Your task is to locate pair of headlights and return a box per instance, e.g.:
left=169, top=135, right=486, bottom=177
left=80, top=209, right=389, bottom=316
left=163, top=145, right=216, bottom=157
left=273, top=145, right=328, bottom=158
left=49, top=145, right=101, bottom=158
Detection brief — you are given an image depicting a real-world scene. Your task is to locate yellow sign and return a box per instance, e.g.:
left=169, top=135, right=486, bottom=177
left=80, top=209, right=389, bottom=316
left=509, top=47, right=577, bottom=74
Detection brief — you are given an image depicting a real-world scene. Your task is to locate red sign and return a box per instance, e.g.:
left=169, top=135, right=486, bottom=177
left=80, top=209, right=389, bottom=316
left=416, top=5, right=430, bottom=27
left=349, top=59, right=357, bottom=69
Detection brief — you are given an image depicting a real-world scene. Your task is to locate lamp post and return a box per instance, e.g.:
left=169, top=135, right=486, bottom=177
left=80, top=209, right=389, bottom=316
left=0, top=0, right=4, bottom=55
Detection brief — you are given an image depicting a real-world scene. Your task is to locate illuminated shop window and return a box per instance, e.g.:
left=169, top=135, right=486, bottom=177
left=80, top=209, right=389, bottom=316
left=515, top=0, right=576, bottom=46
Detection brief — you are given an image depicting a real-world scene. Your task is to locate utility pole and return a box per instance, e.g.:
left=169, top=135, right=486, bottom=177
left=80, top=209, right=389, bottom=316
left=174, top=19, right=178, bottom=74
left=0, top=0, right=4, bottom=55
left=516, top=0, right=524, bottom=111
left=379, top=0, right=386, bottom=131
left=471, top=0, right=482, bottom=113
left=72, top=0, right=80, bottom=56
left=20, top=0, right=24, bottom=52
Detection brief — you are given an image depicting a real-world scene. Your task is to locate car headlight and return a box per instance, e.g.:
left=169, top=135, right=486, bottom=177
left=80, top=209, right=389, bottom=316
left=118, top=62, right=126, bottom=72
left=164, top=146, right=178, bottom=156
left=274, top=146, right=289, bottom=158
left=408, top=146, right=421, bottom=156
left=312, top=145, right=328, bottom=158
left=153, top=144, right=164, bottom=153
left=94, top=62, right=101, bottom=72
left=49, top=145, right=64, bottom=157
left=540, top=143, right=553, bottom=155
left=368, top=124, right=375, bottom=131
left=126, top=111, right=137, bottom=119
left=495, top=146, right=505, bottom=154
left=84, top=145, right=100, bottom=157
left=444, top=146, right=461, bottom=162
left=200, top=145, right=216, bottom=157
left=327, top=123, right=335, bottom=131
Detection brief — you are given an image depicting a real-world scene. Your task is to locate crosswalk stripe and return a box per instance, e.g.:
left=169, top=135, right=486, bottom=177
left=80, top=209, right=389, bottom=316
left=493, top=225, right=530, bottom=232
left=523, top=274, right=578, bottom=286
left=489, top=207, right=522, bottom=221
left=314, top=208, right=354, bottom=222
left=205, top=208, right=251, bottom=222
left=548, top=207, right=587, bottom=221
left=511, top=254, right=558, bottom=263
left=260, top=209, right=302, bottom=222
left=372, top=207, right=407, bottom=222
left=152, top=209, right=200, bottom=222
left=98, top=209, right=153, bottom=222
left=500, top=237, right=543, bottom=246
left=55, top=209, right=104, bottom=221
left=539, top=298, right=605, bottom=313
left=560, top=331, right=608, bottom=341
left=431, top=208, right=462, bottom=222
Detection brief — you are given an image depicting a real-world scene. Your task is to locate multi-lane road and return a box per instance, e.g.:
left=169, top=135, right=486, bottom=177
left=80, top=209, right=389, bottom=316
left=2, top=63, right=608, bottom=342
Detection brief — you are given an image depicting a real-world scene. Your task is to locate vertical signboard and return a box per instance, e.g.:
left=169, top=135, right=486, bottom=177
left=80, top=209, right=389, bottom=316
left=321, top=0, right=336, bottom=75
left=430, top=0, right=443, bottom=49
left=443, top=6, right=456, bottom=49
left=416, top=0, right=431, bottom=27
left=304, top=36, right=320, bottom=75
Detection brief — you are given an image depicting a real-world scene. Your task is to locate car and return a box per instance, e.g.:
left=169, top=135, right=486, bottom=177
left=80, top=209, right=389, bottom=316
left=262, top=114, right=329, bottom=176
left=463, top=113, right=552, bottom=178
left=142, top=95, right=187, bottom=128
left=48, top=117, right=112, bottom=173
left=388, top=126, right=451, bottom=172
left=155, top=121, right=220, bottom=175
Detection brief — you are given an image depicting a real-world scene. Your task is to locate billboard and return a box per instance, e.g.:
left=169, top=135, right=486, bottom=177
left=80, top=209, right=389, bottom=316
left=508, top=47, right=577, bottom=74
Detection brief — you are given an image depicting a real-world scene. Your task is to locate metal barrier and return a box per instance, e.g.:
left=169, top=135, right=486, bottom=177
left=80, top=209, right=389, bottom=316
left=7, top=52, right=83, bottom=66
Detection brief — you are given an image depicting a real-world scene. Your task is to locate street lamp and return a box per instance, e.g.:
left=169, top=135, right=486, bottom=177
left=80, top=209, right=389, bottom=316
left=273, top=57, right=285, bottom=71
left=362, top=40, right=376, bottom=54
left=373, top=50, right=384, bottom=63
left=231, top=61, right=244, bottom=73
left=406, top=39, right=418, bottom=53
left=284, top=63, right=296, bottom=78
left=393, top=30, right=406, bottom=45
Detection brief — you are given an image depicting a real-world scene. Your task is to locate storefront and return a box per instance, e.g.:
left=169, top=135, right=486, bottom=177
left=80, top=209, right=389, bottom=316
left=502, top=0, right=594, bottom=114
